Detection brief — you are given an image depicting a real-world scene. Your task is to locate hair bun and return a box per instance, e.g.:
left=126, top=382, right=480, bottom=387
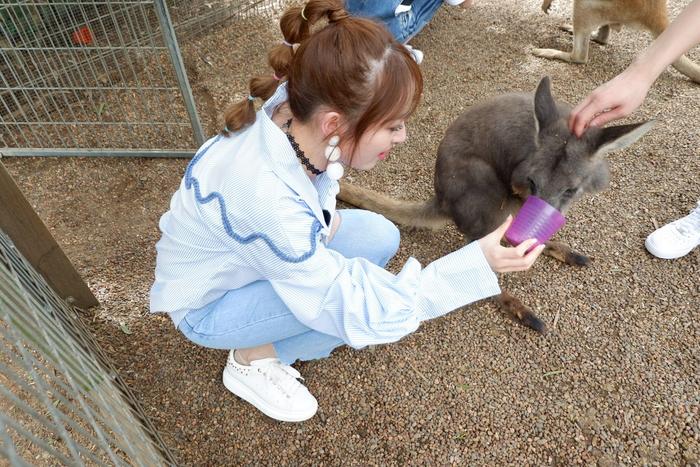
left=328, top=10, right=350, bottom=23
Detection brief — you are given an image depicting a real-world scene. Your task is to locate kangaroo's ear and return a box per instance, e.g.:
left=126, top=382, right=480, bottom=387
left=590, top=120, right=656, bottom=158
left=533, top=76, right=558, bottom=133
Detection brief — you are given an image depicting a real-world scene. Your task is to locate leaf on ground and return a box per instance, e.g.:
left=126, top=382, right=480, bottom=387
left=119, top=322, right=132, bottom=335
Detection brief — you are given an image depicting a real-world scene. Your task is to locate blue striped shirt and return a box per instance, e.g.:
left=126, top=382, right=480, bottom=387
left=149, top=84, right=501, bottom=348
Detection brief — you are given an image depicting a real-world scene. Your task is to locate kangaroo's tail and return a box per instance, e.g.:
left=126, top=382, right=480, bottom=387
left=648, top=17, right=700, bottom=83
left=338, top=182, right=451, bottom=230
left=670, top=55, right=700, bottom=84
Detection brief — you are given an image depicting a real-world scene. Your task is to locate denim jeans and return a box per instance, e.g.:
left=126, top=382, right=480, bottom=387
left=178, top=209, right=400, bottom=364
left=345, top=0, right=444, bottom=43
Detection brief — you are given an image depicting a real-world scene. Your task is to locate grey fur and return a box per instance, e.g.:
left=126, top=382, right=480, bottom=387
left=432, top=76, right=655, bottom=241
left=338, top=77, right=655, bottom=333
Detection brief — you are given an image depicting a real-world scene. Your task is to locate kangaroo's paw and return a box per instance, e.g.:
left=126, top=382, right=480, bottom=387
left=541, top=0, right=553, bottom=14
left=544, top=241, right=591, bottom=266
left=496, top=292, right=547, bottom=334
left=532, top=48, right=574, bottom=63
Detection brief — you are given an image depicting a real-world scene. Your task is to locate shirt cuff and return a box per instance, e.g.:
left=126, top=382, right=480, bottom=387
left=415, top=240, right=501, bottom=320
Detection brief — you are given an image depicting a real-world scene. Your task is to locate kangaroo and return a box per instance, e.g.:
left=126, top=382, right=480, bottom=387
left=533, top=0, right=700, bottom=83
left=338, top=77, right=655, bottom=333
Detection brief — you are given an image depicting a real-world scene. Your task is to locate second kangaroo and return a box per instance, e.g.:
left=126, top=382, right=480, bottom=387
left=338, top=77, right=655, bottom=333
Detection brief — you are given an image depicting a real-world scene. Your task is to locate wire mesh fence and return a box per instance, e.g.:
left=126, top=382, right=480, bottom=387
left=0, top=228, right=178, bottom=465
left=0, top=0, right=286, bottom=157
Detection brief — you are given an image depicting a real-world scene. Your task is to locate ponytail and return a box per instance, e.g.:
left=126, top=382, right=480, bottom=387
left=222, top=0, right=350, bottom=135
left=222, top=0, right=422, bottom=144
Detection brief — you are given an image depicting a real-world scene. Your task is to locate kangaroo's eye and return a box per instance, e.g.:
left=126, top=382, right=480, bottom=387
left=527, top=178, right=537, bottom=194
left=563, top=188, right=577, bottom=198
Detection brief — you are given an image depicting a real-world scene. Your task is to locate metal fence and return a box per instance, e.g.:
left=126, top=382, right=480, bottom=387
left=0, top=0, right=285, bottom=157
left=0, top=227, right=178, bottom=465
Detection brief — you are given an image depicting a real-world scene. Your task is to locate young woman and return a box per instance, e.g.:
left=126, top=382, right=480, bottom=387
left=150, top=0, right=543, bottom=423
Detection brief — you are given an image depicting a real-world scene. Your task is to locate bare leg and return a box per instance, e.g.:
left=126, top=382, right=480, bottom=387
left=236, top=344, right=277, bottom=365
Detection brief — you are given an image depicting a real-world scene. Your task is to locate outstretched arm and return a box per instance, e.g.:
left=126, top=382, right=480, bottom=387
left=569, top=0, right=700, bottom=137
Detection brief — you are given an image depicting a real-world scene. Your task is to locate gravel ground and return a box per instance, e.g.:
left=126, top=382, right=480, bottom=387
left=4, top=0, right=699, bottom=465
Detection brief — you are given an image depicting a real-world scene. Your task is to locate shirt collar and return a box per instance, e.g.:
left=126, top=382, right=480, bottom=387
left=259, top=83, right=338, bottom=230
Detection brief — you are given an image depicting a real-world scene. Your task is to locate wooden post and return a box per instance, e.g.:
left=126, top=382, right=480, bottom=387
left=0, top=160, right=98, bottom=309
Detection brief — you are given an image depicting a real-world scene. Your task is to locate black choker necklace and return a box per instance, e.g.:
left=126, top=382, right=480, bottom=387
left=284, top=119, right=324, bottom=176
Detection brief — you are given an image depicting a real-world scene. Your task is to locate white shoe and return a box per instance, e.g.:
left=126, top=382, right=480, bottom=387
left=645, top=202, right=700, bottom=259
left=395, top=0, right=413, bottom=15
left=404, top=44, right=424, bottom=64
left=222, top=350, right=318, bottom=422
left=444, top=0, right=467, bottom=5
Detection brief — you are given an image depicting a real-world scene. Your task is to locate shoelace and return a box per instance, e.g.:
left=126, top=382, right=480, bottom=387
left=251, top=358, right=303, bottom=396
left=672, top=204, right=700, bottom=237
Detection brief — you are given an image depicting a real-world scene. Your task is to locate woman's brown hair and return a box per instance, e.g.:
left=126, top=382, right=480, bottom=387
left=222, top=0, right=423, bottom=148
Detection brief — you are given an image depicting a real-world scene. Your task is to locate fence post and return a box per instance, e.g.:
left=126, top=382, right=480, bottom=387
left=153, top=0, right=206, bottom=148
left=0, top=160, right=98, bottom=309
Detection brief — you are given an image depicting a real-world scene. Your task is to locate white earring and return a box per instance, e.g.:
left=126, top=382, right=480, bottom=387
left=324, top=135, right=344, bottom=180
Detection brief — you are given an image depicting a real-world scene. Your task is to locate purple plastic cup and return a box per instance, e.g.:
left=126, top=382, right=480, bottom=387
left=505, top=195, right=566, bottom=249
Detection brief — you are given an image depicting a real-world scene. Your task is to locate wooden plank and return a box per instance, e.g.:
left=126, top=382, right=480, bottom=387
left=0, top=160, right=98, bottom=309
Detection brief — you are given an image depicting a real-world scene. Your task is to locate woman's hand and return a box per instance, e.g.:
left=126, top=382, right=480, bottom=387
left=477, top=216, right=545, bottom=273
left=568, top=66, right=653, bottom=137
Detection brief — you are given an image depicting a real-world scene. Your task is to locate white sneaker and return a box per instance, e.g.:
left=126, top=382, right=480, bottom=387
left=444, top=0, right=466, bottom=5
left=645, top=202, right=700, bottom=259
left=395, top=0, right=413, bottom=15
left=404, top=44, right=424, bottom=64
left=222, top=350, right=318, bottom=422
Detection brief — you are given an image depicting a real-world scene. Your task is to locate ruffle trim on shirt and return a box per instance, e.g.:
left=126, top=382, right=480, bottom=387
left=184, top=135, right=321, bottom=263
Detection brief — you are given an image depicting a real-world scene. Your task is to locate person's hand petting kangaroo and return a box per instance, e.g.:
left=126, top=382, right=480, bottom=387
left=569, top=0, right=700, bottom=260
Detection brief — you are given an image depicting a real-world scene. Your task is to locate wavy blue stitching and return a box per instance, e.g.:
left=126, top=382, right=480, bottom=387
left=185, top=134, right=320, bottom=263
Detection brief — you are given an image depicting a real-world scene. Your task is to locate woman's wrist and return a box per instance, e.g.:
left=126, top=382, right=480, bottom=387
left=627, top=41, right=678, bottom=87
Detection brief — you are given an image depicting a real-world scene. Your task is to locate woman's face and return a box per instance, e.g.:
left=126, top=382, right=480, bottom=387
left=344, top=119, right=407, bottom=170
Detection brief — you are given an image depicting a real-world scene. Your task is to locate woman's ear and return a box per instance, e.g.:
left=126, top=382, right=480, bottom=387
left=319, top=111, right=342, bottom=139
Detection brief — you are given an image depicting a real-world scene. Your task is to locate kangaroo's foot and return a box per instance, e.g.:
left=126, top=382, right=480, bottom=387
left=541, top=0, right=553, bottom=14
left=558, top=23, right=574, bottom=34
left=534, top=24, right=592, bottom=63
left=532, top=47, right=590, bottom=63
left=544, top=240, right=590, bottom=266
left=590, top=25, right=610, bottom=45
left=496, top=292, right=547, bottom=334
left=557, top=24, right=609, bottom=44
left=532, top=47, right=575, bottom=63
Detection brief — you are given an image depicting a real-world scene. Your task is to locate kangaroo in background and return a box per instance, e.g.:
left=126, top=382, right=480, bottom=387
left=533, top=0, right=700, bottom=83
left=338, top=77, right=655, bottom=333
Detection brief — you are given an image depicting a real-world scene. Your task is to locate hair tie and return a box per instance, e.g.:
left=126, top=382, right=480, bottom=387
left=282, top=40, right=294, bottom=47
left=300, top=6, right=308, bottom=21
left=273, top=73, right=282, bottom=81
left=247, top=95, right=255, bottom=101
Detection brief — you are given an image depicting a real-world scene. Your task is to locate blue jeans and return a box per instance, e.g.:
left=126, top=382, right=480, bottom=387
left=178, top=209, right=400, bottom=364
left=345, top=0, right=444, bottom=43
